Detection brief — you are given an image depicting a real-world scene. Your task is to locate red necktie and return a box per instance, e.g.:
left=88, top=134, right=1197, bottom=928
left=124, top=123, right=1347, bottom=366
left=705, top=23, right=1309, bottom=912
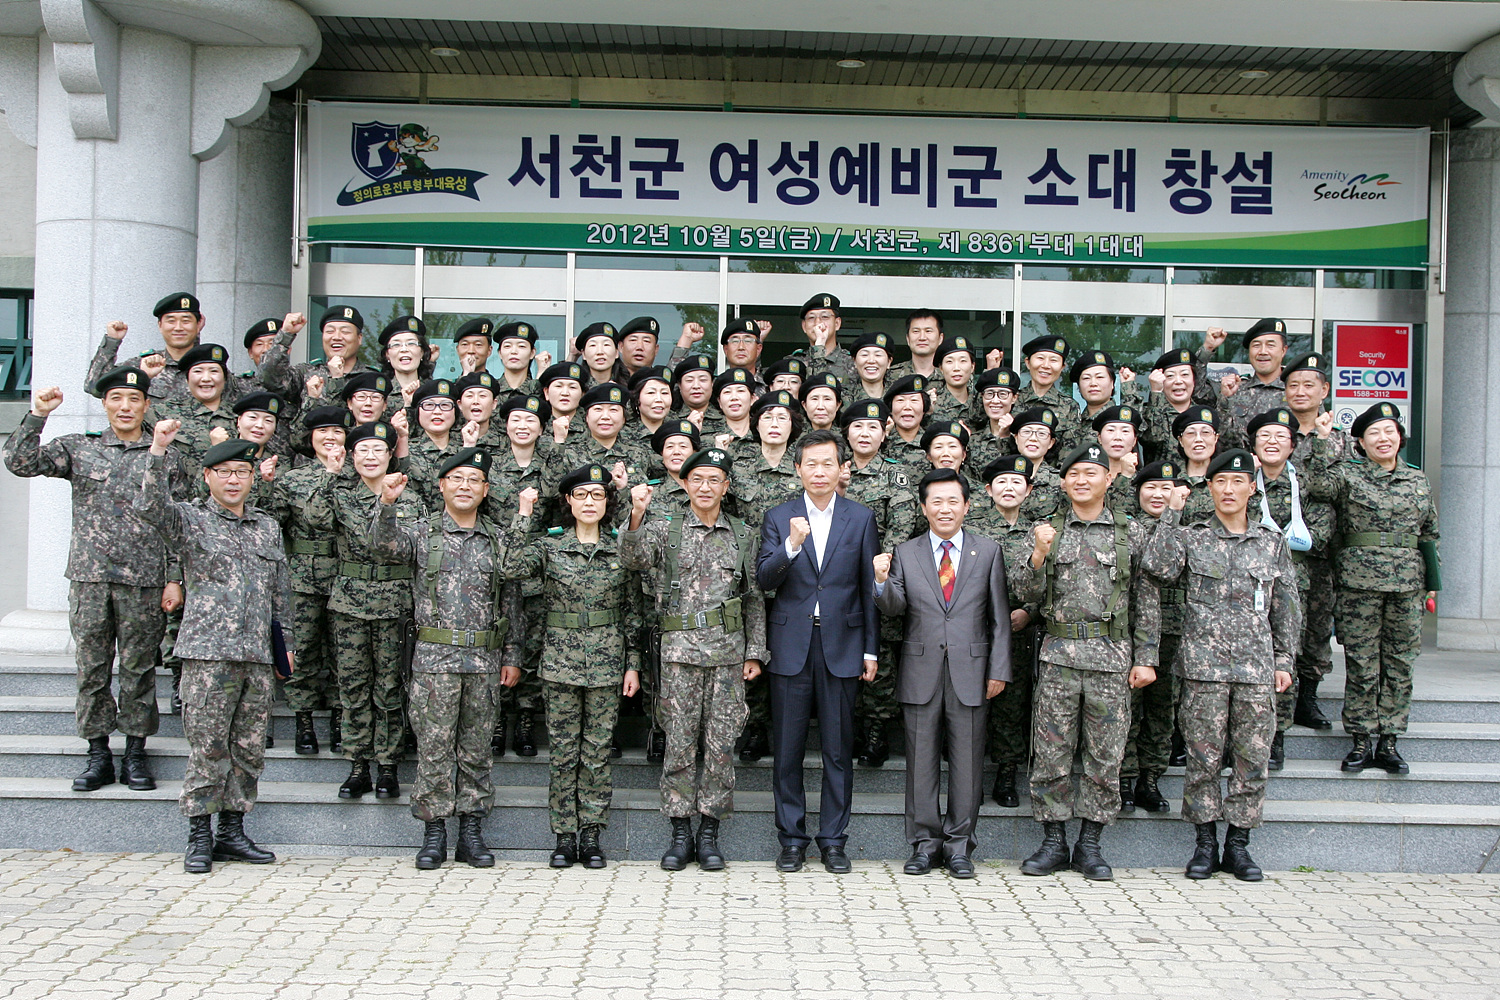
left=939, top=540, right=955, bottom=603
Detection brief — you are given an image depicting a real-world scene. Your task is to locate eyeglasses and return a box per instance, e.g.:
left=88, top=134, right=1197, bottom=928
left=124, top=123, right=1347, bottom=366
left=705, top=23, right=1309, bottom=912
left=419, top=400, right=455, bottom=412
left=725, top=336, right=759, bottom=348
left=1015, top=427, right=1051, bottom=441
left=208, top=467, right=252, bottom=480
left=686, top=474, right=727, bottom=487
left=1180, top=427, right=1217, bottom=440
left=981, top=389, right=1014, bottom=401
left=570, top=488, right=608, bottom=501
left=444, top=474, right=486, bottom=487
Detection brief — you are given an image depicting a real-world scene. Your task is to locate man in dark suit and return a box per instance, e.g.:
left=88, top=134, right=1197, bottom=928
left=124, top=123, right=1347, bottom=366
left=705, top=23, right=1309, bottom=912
left=757, top=429, right=880, bottom=873
left=875, top=469, right=1012, bottom=878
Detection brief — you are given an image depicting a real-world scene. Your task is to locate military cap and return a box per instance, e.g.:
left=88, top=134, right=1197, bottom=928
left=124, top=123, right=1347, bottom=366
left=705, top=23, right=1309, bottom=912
left=573, top=321, right=617, bottom=351
left=345, top=420, right=394, bottom=449
left=974, top=367, right=1022, bottom=393
left=1012, top=407, right=1058, bottom=433
left=439, top=447, right=492, bottom=478
left=453, top=318, right=493, bottom=344
left=850, top=330, right=893, bottom=357
left=410, top=379, right=455, bottom=409
left=1351, top=401, right=1404, bottom=438
left=494, top=321, right=537, bottom=347
left=799, top=372, right=843, bottom=402
left=1059, top=442, right=1111, bottom=475
left=1021, top=334, right=1069, bottom=359
left=1091, top=403, right=1140, bottom=432
left=232, top=392, right=283, bottom=417
left=883, top=373, right=930, bottom=408
left=497, top=393, right=551, bottom=425
left=763, top=356, right=808, bottom=383
left=1242, top=317, right=1287, bottom=349
left=712, top=367, right=755, bottom=401
left=341, top=371, right=391, bottom=401
left=201, top=438, right=258, bottom=469
left=1153, top=348, right=1194, bottom=372
left=1172, top=406, right=1220, bottom=437
left=651, top=419, right=701, bottom=454
left=628, top=365, right=674, bottom=393
left=839, top=398, right=890, bottom=428
left=981, top=454, right=1034, bottom=483
left=378, top=315, right=427, bottom=346
left=1069, top=350, right=1116, bottom=384
left=920, top=420, right=970, bottom=451
left=1134, top=459, right=1181, bottom=492
left=720, top=317, right=760, bottom=345
left=453, top=371, right=498, bottom=398
left=680, top=447, right=734, bottom=477
left=751, top=389, right=797, bottom=422
left=153, top=292, right=200, bottom=319
left=302, top=405, right=351, bottom=431
left=579, top=381, right=627, bottom=412
left=1206, top=448, right=1256, bottom=479
left=933, top=335, right=978, bottom=366
left=320, top=304, right=365, bottom=331
left=616, top=316, right=660, bottom=342
left=800, top=292, right=841, bottom=318
left=672, top=354, right=715, bottom=382
left=558, top=463, right=610, bottom=497
left=538, top=361, right=585, bottom=389
left=180, top=343, right=229, bottom=375
left=1246, top=407, right=1296, bottom=442
left=1283, top=352, right=1328, bottom=380
left=95, top=365, right=149, bottom=396
left=243, top=317, right=281, bottom=350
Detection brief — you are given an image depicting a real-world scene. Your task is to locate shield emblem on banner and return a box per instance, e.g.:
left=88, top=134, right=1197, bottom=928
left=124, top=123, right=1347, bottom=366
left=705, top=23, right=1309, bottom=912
left=351, top=122, right=400, bottom=180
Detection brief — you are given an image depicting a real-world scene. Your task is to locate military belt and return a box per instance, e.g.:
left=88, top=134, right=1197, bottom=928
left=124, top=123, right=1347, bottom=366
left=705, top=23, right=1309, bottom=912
left=1344, top=531, right=1418, bottom=549
left=338, top=561, right=414, bottom=582
left=1045, top=619, right=1114, bottom=640
left=546, top=609, right=621, bottom=629
left=288, top=538, right=335, bottom=556
left=416, top=625, right=507, bottom=649
left=660, top=598, right=743, bottom=633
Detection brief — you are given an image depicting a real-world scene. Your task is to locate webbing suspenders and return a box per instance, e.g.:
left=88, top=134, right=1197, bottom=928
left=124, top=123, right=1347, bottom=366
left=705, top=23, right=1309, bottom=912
left=1042, top=513, right=1131, bottom=640
left=662, top=513, right=752, bottom=616
left=422, top=513, right=509, bottom=636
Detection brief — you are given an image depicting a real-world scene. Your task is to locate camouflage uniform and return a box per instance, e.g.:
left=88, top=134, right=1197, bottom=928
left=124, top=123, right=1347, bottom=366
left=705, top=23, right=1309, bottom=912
left=881, top=432, right=929, bottom=470
left=1289, top=425, right=1352, bottom=691
left=264, top=463, right=341, bottom=714
left=370, top=508, right=521, bottom=821
left=928, top=387, right=971, bottom=426
left=497, top=373, right=541, bottom=398
left=257, top=327, right=379, bottom=413
left=1304, top=438, right=1440, bottom=736
left=966, top=425, right=1013, bottom=477
left=1143, top=511, right=1300, bottom=828
left=619, top=510, right=769, bottom=819
left=483, top=445, right=551, bottom=720
left=1010, top=509, right=1160, bottom=824
left=134, top=452, right=291, bottom=817
left=1019, top=463, right=1065, bottom=522
left=966, top=504, right=1037, bottom=768
left=1016, top=384, right=1086, bottom=454
left=503, top=518, right=643, bottom=834
left=147, top=397, right=237, bottom=465
left=1223, top=376, right=1288, bottom=425
left=400, top=433, right=462, bottom=512
left=3, top=414, right=187, bottom=739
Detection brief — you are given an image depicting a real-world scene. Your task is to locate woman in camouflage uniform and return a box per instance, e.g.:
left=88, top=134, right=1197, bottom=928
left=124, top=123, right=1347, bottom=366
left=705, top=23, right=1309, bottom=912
left=397, top=379, right=459, bottom=512
left=799, top=373, right=842, bottom=433
left=966, top=367, right=1022, bottom=474
left=929, top=335, right=978, bottom=426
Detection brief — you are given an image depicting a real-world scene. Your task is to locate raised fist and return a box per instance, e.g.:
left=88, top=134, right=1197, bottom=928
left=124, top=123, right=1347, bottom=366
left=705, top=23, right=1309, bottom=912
left=1203, top=326, right=1228, bottom=352
left=304, top=374, right=325, bottom=400
left=30, top=386, right=63, bottom=417
left=1169, top=484, right=1191, bottom=510
left=461, top=420, right=480, bottom=448
left=140, top=355, right=167, bottom=380
left=630, top=482, right=654, bottom=514
left=260, top=454, right=278, bottom=482
left=535, top=350, right=553, bottom=372
left=208, top=427, right=230, bottom=447
left=788, top=516, right=811, bottom=549
left=1220, top=372, right=1241, bottom=398
left=325, top=354, right=347, bottom=379
left=151, top=418, right=182, bottom=453
left=282, top=313, right=307, bottom=336
left=610, top=461, right=628, bottom=490
left=319, top=443, right=345, bottom=473
left=1314, top=410, right=1335, bottom=439
left=105, top=321, right=128, bottom=341
left=873, top=552, right=892, bottom=583
left=679, top=322, right=705, bottom=348
left=986, top=348, right=1005, bottom=370
left=518, top=486, right=539, bottom=516
left=1147, top=369, right=1166, bottom=393
left=1032, top=523, right=1057, bottom=561
left=380, top=472, right=408, bottom=504
left=389, top=408, right=410, bottom=439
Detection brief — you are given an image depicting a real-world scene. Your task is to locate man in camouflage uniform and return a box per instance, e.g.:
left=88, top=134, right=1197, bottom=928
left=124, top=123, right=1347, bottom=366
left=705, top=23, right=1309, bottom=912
left=136, top=427, right=291, bottom=875
left=85, top=293, right=204, bottom=403
left=621, top=447, right=768, bottom=870
left=259, top=305, right=378, bottom=415
left=884, top=309, right=944, bottom=387
left=798, top=292, right=858, bottom=386
left=1009, top=443, right=1160, bottom=882
left=1221, top=318, right=1291, bottom=425
left=1144, top=449, right=1299, bottom=881
left=4, top=369, right=187, bottom=793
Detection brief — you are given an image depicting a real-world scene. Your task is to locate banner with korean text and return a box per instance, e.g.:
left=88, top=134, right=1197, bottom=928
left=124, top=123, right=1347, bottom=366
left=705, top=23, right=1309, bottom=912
left=307, top=103, right=1430, bottom=269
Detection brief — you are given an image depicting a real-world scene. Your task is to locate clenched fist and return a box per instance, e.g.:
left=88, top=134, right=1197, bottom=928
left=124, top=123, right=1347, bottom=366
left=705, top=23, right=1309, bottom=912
left=30, top=386, right=63, bottom=417
left=788, top=516, right=811, bottom=549
left=873, top=552, right=892, bottom=583
left=379, top=472, right=408, bottom=504
left=1030, top=523, right=1057, bottom=567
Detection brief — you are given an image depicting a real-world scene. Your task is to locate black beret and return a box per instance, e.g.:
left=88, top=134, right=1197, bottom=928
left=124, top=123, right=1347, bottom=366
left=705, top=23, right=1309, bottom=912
left=410, top=379, right=455, bottom=409
left=538, top=361, right=585, bottom=388
left=497, top=393, right=551, bottom=425
left=616, top=316, right=660, bottom=341
left=933, top=335, right=978, bottom=366
left=1070, top=350, right=1115, bottom=384
left=1091, top=404, right=1141, bottom=432
left=799, top=373, right=842, bottom=402
left=1351, top=401, right=1404, bottom=438
left=320, top=304, right=364, bottom=331
left=1012, top=407, right=1058, bottom=432
left=1059, top=443, right=1111, bottom=475
left=672, top=354, right=715, bottom=382
left=920, top=421, right=970, bottom=451
left=453, top=318, right=493, bottom=343
left=153, top=292, right=200, bottom=319
left=1021, top=334, right=1069, bottom=359
left=1206, top=448, right=1256, bottom=478
left=850, top=330, right=893, bottom=356
left=574, top=321, right=616, bottom=351
left=1172, top=406, right=1220, bottom=437
left=345, top=421, right=394, bottom=449
left=680, top=447, right=734, bottom=477
left=763, top=356, right=808, bottom=383
left=302, top=405, right=351, bottom=431
left=628, top=365, right=674, bottom=393
left=95, top=365, right=149, bottom=396
left=201, top=439, right=257, bottom=469
left=883, top=374, right=930, bottom=408
left=974, top=367, right=1022, bottom=393
left=378, top=315, right=426, bottom=346
left=1134, top=459, right=1182, bottom=492
left=1283, top=352, right=1328, bottom=380
left=720, top=317, right=760, bottom=345
left=800, top=292, right=841, bottom=318
left=1153, top=348, right=1195, bottom=372
left=579, top=381, right=627, bottom=412
left=1246, top=407, right=1296, bottom=442
left=558, top=463, right=610, bottom=497
left=751, top=389, right=797, bottom=422
left=840, top=398, right=889, bottom=427
left=651, top=419, right=701, bottom=454
left=494, top=321, right=537, bottom=346
left=454, top=372, right=498, bottom=398
left=180, top=343, right=229, bottom=375
left=438, top=447, right=492, bottom=478
left=243, top=318, right=281, bottom=350
left=341, top=371, right=391, bottom=401
left=712, top=367, right=756, bottom=401
left=1242, top=317, right=1288, bottom=349
left=981, top=454, right=1034, bottom=483
left=232, top=392, right=283, bottom=417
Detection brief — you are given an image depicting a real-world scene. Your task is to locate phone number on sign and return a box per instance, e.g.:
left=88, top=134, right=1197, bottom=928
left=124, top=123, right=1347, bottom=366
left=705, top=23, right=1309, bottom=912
left=582, top=222, right=1147, bottom=258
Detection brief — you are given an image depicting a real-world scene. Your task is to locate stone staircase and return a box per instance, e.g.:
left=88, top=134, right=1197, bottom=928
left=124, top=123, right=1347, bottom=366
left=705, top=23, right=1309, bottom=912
left=1, top=649, right=1497, bottom=872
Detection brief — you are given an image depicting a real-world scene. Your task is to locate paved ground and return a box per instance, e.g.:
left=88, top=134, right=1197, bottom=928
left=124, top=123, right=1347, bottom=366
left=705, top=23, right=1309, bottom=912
left=1, top=851, right=1497, bottom=1000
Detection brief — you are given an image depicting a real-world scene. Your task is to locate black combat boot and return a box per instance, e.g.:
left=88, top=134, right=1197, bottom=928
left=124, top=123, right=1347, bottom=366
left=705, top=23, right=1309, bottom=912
left=608, top=741, right=622, bottom=760
left=1070, top=819, right=1114, bottom=881
left=660, top=817, right=695, bottom=871
left=856, top=723, right=889, bottom=768
left=294, top=712, right=319, bottom=756
left=455, top=814, right=495, bottom=868
left=1340, top=734, right=1374, bottom=772
left=375, top=763, right=400, bottom=799
left=1269, top=731, right=1285, bottom=772
left=514, top=712, right=537, bottom=757
left=550, top=833, right=577, bottom=868
left=578, top=825, right=607, bottom=869
left=415, top=820, right=446, bottom=869
left=265, top=726, right=274, bottom=750
left=696, top=816, right=725, bottom=871
left=738, top=723, right=769, bottom=762
left=1169, top=729, right=1187, bottom=768
left=327, top=707, right=343, bottom=753
left=171, top=669, right=182, bottom=716
left=402, top=726, right=418, bottom=756
left=338, top=759, right=372, bottom=799
left=184, top=815, right=213, bottom=874
left=646, top=728, right=666, bottom=763
left=1135, top=772, right=1170, bottom=813
left=1294, top=678, right=1332, bottom=730
left=1373, top=735, right=1409, bottom=775
left=1119, top=777, right=1136, bottom=812
left=213, top=811, right=276, bottom=864
left=120, top=736, right=155, bottom=791
left=1219, top=825, right=1263, bottom=881
left=991, top=764, right=1019, bottom=808
left=1185, top=821, right=1218, bottom=879
left=73, top=736, right=115, bottom=792
left=1019, top=821, right=1070, bottom=876
left=491, top=715, right=507, bottom=756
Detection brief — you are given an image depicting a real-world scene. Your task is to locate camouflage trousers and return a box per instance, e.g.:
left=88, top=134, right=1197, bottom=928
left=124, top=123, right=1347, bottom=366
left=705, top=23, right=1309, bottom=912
left=160, top=606, right=183, bottom=677
left=178, top=658, right=272, bottom=818
left=987, top=625, right=1035, bottom=766
left=659, top=659, right=748, bottom=820
left=1123, top=633, right=1180, bottom=779
left=408, top=671, right=497, bottom=821
left=542, top=680, right=621, bottom=834
left=1179, top=678, right=1274, bottom=828
left=330, top=612, right=406, bottom=764
left=283, top=591, right=337, bottom=712
left=500, top=593, right=545, bottom=718
left=1029, top=661, right=1130, bottom=825
left=856, top=618, right=904, bottom=732
left=1276, top=558, right=1336, bottom=731
left=68, top=581, right=163, bottom=739
left=1338, top=587, right=1424, bottom=736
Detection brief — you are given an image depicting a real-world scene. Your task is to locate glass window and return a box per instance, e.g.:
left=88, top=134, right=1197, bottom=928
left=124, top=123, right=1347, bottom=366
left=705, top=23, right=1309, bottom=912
left=1172, top=268, right=1313, bottom=287
left=1023, top=314, right=1164, bottom=400
left=309, top=296, right=415, bottom=371
left=1177, top=327, right=1313, bottom=369
left=424, top=249, right=565, bottom=268
left=728, top=258, right=1007, bottom=279
left=310, top=244, right=413, bottom=265
left=0, top=289, right=31, bottom=398
left=1023, top=265, right=1164, bottom=283
left=574, top=302, right=718, bottom=367
left=577, top=254, right=719, bottom=272
left=1323, top=269, right=1425, bottom=290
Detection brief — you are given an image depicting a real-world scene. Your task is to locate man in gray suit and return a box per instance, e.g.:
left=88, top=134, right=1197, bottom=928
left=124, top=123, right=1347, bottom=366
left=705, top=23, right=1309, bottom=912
left=874, top=468, right=1012, bottom=878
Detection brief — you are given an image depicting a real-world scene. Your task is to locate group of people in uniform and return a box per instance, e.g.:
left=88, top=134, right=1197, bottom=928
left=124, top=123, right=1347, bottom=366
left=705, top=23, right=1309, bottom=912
left=6, top=287, right=1439, bottom=880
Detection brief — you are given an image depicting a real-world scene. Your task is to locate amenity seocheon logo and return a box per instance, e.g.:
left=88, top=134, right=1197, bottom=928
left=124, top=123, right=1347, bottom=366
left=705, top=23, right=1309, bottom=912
left=1302, top=169, right=1401, bottom=203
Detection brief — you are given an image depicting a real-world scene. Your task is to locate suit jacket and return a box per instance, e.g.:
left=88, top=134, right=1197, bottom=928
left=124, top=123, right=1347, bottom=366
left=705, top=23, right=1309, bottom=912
left=875, top=531, right=1012, bottom=707
left=757, top=495, right=880, bottom=678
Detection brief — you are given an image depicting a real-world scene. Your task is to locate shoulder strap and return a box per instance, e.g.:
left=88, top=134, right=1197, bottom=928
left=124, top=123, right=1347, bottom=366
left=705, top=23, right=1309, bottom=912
left=423, top=512, right=446, bottom=614
left=1042, top=513, right=1066, bottom=618
left=663, top=514, right=683, bottom=614
left=1104, top=516, right=1130, bottom=630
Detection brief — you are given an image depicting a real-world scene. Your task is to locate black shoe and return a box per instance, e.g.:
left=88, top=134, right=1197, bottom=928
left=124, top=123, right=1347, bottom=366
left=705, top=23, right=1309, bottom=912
left=991, top=764, right=1019, bottom=808
left=402, top=727, right=418, bottom=756
left=739, top=724, right=769, bottom=763
left=646, top=728, right=666, bottom=763
left=73, top=736, right=115, bottom=792
left=578, top=825, right=606, bottom=869
left=171, top=671, right=182, bottom=716
left=514, top=712, right=538, bottom=757
left=1119, top=776, right=1136, bottom=812
left=1294, top=678, right=1332, bottom=730
left=1169, top=730, right=1187, bottom=768
left=184, top=815, right=213, bottom=874
left=415, top=820, right=446, bottom=869
left=550, top=834, right=577, bottom=868
left=1186, top=822, right=1218, bottom=879
left=375, top=763, right=400, bottom=799
left=1220, top=825, right=1263, bottom=881
left=491, top=715, right=507, bottom=756
left=775, top=845, right=806, bottom=872
left=1070, top=819, right=1114, bottom=881
left=295, top=712, right=319, bottom=756
left=696, top=817, right=725, bottom=871
left=1135, top=772, right=1170, bottom=813
left=338, top=760, right=372, bottom=799
left=327, top=707, right=343, bottom=754
left=1341, top=734, right=1375, bottom=772
left=904, top=850, right=933, bottom=875
left=1373, top=735, right=1410, bottom=775
left=608, top=743, right=622, bottom=760
left=265, top=728, right=274, bottom=750
left=821, top=846, right=852, bottom=874
left=946, top=855, right=976, bottom=879
left=661, top=817, right=696, bottom=871
left=120, top=735, right=156, bottom=791
left=1020, top=822, right=1071, bottom=876
left=213, top=811, right=276, bottom=864
left=856, top=727, right=889, bottom=768
left=1269, top=731, right=1285, bottom=771
left=456, top=814, right=495, bottom=868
